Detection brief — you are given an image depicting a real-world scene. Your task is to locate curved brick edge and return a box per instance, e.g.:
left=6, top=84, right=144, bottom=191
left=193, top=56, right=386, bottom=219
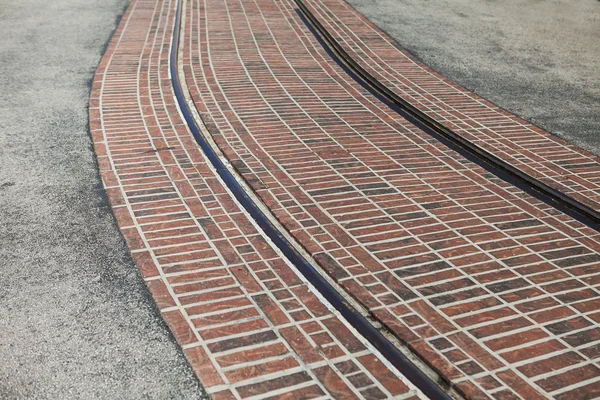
left=305, top=0, right=600, bottom=214
left=88, top=0, right=428, bottom=398
left=182, top=0, right=600, bottom=398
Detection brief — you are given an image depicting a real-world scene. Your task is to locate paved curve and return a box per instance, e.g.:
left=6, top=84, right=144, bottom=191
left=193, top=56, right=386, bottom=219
left=9, top=0, right=596, bottom=398
left=345, top=0, right=600, bottom=155
left=183, top=0, right=600, bottom=398
left=0, top=0, right=205, bottom=397
left=90, top=0, right=428, bottom=398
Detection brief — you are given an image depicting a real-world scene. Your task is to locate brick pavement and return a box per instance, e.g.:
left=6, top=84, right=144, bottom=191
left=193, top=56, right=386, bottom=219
left=182, top=0, right=600, bottom=398
left=89, top=0, right=427, bottom=398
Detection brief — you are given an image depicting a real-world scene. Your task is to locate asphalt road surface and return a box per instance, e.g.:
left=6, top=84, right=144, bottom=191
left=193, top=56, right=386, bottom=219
left=346, top=0, right=600, bottom=155
left=0, top=0, right=205, bottom=398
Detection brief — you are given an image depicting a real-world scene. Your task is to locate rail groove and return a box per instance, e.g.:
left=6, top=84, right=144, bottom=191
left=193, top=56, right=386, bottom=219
left=169, top=0, right=452, bottom=398
left=294, top=0, right=600, bottom=232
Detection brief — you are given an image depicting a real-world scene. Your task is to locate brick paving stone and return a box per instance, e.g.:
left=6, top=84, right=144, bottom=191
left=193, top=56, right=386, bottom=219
left=302, top=0, right=600, bottom=214
left=89, top=0, right=426, bottom=398
left=182, top=0, right=600, bottom=398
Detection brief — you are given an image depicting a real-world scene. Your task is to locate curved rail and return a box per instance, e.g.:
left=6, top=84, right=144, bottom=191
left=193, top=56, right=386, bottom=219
left=294, top=0, right=600, bottom=232
left=169, top=0, right=451, bottom=399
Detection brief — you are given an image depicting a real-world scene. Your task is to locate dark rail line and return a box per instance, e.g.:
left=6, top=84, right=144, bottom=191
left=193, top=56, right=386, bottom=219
left=294, top=0, right=600, bottom=233
left=169, top=0, right=451, bottom=399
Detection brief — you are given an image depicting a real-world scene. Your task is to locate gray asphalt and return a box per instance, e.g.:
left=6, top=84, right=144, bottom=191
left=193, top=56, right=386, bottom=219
left=0, top=0, right=205, bottom=398
left=345, top=0, right=600, bottom=155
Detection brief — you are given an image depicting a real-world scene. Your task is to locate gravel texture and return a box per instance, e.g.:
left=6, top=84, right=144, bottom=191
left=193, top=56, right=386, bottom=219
left=0, top=0, right=205, bottom=398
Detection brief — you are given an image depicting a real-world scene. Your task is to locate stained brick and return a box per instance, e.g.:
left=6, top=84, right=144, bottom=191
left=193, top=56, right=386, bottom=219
left=236, top=371, right=312, bottom=398
left=555, top=380, right=600, bottom=400
left=545, top=316, right=593, bottom=336
left=518, top=351, right=585, bottom=378
left=536, top=364, right=600, bottom=393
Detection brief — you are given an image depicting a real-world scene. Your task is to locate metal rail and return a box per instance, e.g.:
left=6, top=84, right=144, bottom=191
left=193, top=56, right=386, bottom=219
left=294, top=0, right=600, bottom=232
left=169, top=0, right=452, bottom=399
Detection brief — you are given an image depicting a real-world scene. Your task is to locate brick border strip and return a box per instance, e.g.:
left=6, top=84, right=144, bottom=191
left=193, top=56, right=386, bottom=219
left=90, top=0, right=432, bottom=397
left=170, top=0, right=451, bottom=397
left=294, top=0, right=600, bottom=231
